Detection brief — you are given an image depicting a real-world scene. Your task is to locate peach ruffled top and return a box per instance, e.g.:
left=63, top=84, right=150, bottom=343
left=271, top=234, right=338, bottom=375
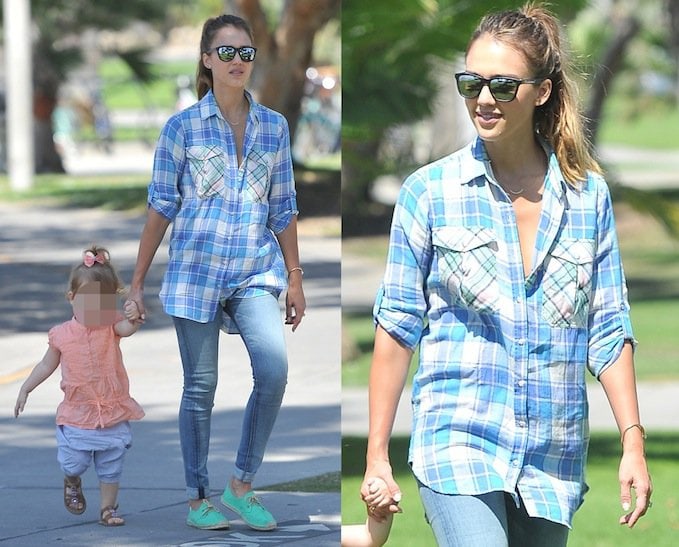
left=49, top=317, right=144, bottom=429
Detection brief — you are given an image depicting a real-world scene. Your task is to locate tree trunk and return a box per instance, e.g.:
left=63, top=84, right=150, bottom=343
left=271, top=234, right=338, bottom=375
left=585, top=14, right=640, bottom=146
left=668, top=0, right=679, bottom=103
left=233, top=0, right=339, bottom=141
left=32, top=39, right=65, bottom=173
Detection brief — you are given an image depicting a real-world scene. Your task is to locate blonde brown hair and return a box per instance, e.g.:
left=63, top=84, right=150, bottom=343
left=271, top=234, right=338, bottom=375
left=469, top=2, right=602, bottom=186
left=68, top=245, right=125, bottom=295
left=196, top=14, right=254, bottom=100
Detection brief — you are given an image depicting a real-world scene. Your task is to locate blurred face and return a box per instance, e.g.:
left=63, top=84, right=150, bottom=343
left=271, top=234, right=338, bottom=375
left=69, top=281, right=117, bottom=327
left=463, top=34, right=551, bottom=147
left=202, top=25, right=255, bottom=91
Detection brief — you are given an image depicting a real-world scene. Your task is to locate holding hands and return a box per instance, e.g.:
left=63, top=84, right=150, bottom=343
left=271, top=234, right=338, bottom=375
left=123, top=300, right=141, bottom=322
left=361, top=461, right=402, bottom=521
left=124, top=287, right=145, bottom=324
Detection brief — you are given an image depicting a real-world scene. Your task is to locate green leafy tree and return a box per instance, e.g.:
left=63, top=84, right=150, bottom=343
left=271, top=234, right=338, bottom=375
left=342, top=0, right=566, bottom=210
left=343, top=1, right=670, bottom=221
left=569, top=0, right=679, bottom=235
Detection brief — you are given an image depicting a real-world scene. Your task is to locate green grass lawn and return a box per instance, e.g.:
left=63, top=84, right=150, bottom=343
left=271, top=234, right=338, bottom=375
left=342, top=434, right=679, bottom=546
left=0, top=164, right=341, bottom=214
left=267, top=471, right=340, bottom=493
left=0, top=174, right=149, bottom=211
left=599, top=96, right=679, bottom=150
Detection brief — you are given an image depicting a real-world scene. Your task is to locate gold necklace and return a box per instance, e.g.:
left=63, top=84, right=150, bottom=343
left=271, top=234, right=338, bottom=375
left=224, top=102, right=246, bottom=126
left=225, top=111, right=243, bottom=126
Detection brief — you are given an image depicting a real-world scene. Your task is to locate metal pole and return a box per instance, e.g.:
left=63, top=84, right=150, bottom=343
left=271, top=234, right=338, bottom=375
left=4, top=0, right=34, bottom=190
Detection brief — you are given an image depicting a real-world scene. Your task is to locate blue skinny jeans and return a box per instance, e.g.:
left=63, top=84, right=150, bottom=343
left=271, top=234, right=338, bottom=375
left=172, top=293, right=288, bottom=500
left=419, top=484, right=569, bottom=547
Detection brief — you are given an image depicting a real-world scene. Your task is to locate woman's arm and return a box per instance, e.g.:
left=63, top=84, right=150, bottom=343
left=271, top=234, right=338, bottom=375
left=127, top=208, right=172, bottom=322
left=275, top=216, right=306, bottom=332
left=599, top=341, right=652, bottom=528
left=14, top=347, right=61, bottom=417
left=362, top=325, right=412, bottom=520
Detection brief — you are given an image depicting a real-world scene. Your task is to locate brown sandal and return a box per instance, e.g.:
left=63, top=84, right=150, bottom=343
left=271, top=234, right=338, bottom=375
left=99, top=505, right=125, bottom=527
left=64, top=476, right=86, bottom=515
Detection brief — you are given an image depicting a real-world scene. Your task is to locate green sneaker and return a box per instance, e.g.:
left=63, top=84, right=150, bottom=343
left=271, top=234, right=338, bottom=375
left=220, top=487, right=276, bottom=531
left=186, top=500, right=230, bottom=530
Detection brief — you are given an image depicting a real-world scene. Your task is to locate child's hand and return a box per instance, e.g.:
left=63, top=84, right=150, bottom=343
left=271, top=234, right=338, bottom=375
left=123, top=299, right=141, bottom=322
left=363, top=477, right=392, bottom=508
left=363, top=477, right=401, bottom=521
left=14, top=389, right=28, bottom=418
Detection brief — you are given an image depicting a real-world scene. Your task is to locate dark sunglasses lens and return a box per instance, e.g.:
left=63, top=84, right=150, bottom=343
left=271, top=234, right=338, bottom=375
left=239, top=47, right=256, bottom=62
left=489, top=78, right=519, bottom=102
left=217, top=46, right=236, bottom=62
left=457, top=75, right=483, bottom=99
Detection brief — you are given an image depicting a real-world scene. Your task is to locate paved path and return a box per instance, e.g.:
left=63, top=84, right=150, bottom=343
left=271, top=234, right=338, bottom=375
left=598, top=144, right=679, bottom=190
left=0, top=201, right=341, bottom=546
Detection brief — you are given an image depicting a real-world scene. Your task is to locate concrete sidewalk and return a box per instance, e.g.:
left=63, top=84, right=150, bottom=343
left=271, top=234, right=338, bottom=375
left=0, top=203, right=341, bottom=546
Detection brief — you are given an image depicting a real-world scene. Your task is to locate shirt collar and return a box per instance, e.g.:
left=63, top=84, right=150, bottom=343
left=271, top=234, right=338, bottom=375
left=199, top=89, right=259, bottom=124
left=463, top=136, right=569, bottom=204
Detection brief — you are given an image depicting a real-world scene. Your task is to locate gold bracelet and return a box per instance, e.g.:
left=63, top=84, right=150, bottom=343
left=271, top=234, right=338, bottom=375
left=621, top=423, right=646, bottom=445
left=288, top=267, right=304, bottom=277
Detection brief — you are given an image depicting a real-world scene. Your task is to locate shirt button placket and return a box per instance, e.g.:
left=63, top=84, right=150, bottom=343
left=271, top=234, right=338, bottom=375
left=510, top=282, right=529, bottom=486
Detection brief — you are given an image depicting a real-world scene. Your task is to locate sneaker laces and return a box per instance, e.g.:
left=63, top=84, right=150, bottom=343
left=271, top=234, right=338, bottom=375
left=247, top=494, right=265, bottom=508
left=200, top=501, right=219, bottom=516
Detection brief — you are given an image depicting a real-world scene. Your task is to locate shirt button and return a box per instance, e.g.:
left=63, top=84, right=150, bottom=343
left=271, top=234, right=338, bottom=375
left=517, top=339, right=525, bottom=346
left=517, top=380, right=526, bottom=388
left=517, top=421, right=526, bottom=428
left=511, top=459, right=519, bottom=467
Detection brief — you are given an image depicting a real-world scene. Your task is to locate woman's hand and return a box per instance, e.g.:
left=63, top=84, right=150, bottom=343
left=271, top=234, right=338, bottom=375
left=123, top=299, right=141, bottom=322
left=125, top=287, right=146, bottom=324
left=618, top=449, right=652, bottom=528
left=361, top=460, right=402, bottom=522
left=284, top=273, right=305, bottom=332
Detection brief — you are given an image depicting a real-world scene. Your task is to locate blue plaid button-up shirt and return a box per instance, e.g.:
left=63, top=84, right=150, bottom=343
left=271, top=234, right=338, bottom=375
left=148, top=90, right=297, bottom=330
left=374, top=137, right=635, bottom=527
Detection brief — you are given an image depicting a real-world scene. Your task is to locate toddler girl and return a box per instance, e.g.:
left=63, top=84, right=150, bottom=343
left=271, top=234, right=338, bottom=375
left=14, top=246, right=144, bottom=526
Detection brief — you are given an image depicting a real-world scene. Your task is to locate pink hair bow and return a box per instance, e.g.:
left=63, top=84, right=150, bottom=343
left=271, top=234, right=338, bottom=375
left=83, top=251, right=107, bottom=268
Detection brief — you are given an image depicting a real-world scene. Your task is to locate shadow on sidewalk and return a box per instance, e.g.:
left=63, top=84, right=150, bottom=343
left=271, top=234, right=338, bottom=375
left=0, top=403, right=340, bottom=544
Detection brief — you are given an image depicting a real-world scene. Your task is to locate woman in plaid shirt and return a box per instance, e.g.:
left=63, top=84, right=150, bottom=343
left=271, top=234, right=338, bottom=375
left=362, top=4, right=652, bottom=546
left=127, top=14, right=305, bottom=532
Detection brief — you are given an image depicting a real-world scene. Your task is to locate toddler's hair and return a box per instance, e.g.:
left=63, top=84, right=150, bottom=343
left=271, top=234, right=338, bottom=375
left=68, top=245, right=125, bottom=295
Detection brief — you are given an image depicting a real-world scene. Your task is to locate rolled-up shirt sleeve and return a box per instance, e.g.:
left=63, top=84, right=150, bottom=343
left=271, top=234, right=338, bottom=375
left=373, top=172, right=431, bottom=350
left=148, top=116, right=185, bottom=221
left=267, top=116, right=298, bottom=234
left=587, top=177, right=636, bottom=378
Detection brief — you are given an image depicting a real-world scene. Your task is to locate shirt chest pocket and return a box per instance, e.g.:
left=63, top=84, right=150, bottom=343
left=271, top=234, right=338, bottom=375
left=244, top=147, right=275, bottom=203
left=187, top=145, right=225, bottom=199
left=433, top=226, right=499, bottom=314
left=541, top=238, right=595, bottom=328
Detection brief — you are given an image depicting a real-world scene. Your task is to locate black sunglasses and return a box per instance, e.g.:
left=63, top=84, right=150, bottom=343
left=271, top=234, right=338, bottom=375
left=209, top=45, right=257, bottom=63
left=455, top=72, right=544, bottom=102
